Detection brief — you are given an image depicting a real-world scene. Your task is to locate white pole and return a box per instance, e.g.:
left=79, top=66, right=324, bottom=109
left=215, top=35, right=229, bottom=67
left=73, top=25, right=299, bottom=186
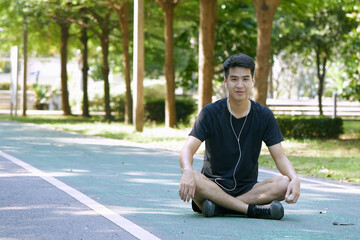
left=333, top=91, right=337, bottom=119
left=10, top=46, right=19, bottom=117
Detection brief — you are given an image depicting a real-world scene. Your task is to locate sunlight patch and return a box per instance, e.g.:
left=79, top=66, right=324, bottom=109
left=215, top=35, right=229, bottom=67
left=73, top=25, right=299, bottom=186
left=126, top=178, right=178, bottom=186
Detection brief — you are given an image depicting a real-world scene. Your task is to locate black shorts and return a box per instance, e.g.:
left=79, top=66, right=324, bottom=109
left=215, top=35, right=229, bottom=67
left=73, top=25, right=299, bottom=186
left=191, top=181, right=257, bottom=213
left=218, top=181, right=258, bottom=197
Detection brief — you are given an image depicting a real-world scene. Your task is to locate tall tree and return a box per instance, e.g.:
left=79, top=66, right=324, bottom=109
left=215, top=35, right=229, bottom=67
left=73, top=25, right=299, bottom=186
left=1, top=0, right=50, bottom=115
left=108, top=0, right=132, bottom=124
left=338, top=1, right=360, bottom=102
left=198, top=0, right=217, bottom=111
left=80, top=19, right=90, bottom=118
left=275, top=0, right=357, bottom=114
left=155, top=0, right=177, bottom=128
left=45, top=1, right=76, bottom=116
left=66, top=1, right=118, bottom=121
left=252, top=0, right=283, bottom=106
left=86, top=4, right=118, bottom=121
left=59, top=21, right=72, bottom=115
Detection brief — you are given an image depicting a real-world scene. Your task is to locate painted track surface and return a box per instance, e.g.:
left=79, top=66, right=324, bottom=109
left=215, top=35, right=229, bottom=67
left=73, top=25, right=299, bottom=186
left=0, top=120, right=359, bottom=240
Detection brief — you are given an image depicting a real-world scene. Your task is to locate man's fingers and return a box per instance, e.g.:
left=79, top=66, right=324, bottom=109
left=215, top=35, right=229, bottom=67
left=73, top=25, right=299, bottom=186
left=285, top=190, right=300, bottom=204
left=179, top=185, right=188, bottom=201
left=179, top=184, right=195, bottom=202
left=292, top=192, right=300, bottom=203
left=285, top=187, right=291, bottom=199
left=190, top=187, right=195, bottom=199
left=179, top=170, right=196, bottom=202
left=186, top=193, right=191, bottom=202
left=179, top=185, right=186, bottom=201
left=186, top=187, right=194, bottom=202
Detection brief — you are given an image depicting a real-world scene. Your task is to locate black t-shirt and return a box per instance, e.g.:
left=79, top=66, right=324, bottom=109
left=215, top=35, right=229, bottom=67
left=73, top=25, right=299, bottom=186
left=189, top=98, right=284, bottom=192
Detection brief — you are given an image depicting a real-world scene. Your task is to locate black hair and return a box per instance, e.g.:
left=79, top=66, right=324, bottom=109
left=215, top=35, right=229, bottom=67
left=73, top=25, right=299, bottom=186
left=223, top=53, right=255, bottom=79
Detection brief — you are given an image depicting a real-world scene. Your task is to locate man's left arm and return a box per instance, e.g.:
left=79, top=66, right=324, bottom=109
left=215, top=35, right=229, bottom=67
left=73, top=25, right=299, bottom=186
left=268, top=143, right=300, bottom=204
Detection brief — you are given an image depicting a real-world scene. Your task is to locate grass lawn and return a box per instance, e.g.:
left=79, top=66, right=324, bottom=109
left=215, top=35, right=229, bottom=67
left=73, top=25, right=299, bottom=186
left=1, top=114, right=359, bottom=184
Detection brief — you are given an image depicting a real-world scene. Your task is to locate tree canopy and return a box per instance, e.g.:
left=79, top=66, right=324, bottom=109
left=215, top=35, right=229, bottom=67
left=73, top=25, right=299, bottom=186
left=0, top=0, right=359, bottom=123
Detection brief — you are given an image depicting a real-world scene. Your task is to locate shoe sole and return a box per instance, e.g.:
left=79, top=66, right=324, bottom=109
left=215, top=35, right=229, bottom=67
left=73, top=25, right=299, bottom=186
left=202, top=200, right=216, bottom=217
left=270, top=201, right=284, bottom=220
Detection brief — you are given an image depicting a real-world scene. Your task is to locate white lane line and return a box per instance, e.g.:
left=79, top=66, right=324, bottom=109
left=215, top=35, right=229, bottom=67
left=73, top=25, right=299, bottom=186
left=0, top=151, right=161, bottom=240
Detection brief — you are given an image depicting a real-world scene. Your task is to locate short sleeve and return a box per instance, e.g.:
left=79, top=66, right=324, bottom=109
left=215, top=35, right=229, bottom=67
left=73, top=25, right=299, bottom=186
left=262, top=109, right=284, bottom=147
left=189, top=108, right=210, bottom=142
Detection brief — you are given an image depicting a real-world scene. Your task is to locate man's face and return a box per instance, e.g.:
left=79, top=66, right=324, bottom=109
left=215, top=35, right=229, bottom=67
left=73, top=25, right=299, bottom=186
left=224, top=67, right=254, bottom=102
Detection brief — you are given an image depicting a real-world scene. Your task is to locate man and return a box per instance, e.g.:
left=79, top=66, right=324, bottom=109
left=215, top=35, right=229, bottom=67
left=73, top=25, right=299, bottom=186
left=179, top=53, right=300, bottom=220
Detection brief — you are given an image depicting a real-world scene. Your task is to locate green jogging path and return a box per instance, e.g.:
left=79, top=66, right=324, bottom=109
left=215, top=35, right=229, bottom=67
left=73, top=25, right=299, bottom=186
left=0, top=120, right=359, bottom=240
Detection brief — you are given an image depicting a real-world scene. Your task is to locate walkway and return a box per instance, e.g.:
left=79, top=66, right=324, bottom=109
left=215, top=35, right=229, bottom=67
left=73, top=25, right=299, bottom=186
left=0, top=120, right=359, bottom=239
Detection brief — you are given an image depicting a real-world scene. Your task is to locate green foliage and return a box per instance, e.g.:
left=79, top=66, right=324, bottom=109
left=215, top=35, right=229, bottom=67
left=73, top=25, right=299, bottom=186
left=2, top=0, right=359, bottom=111
left=215, top=1, right=257, bottom=81
left=343, top=82, right=360, bottom=102
left=145, top=98, right=165, bottom=122
left=145, top=97, right=196, bottom=124
left=90, top=92, right=196, bottom=124
left=0, top=82, right=11, bottom=90
left=340, top=4, right=360, bottom=102
left=275, top=0, right=356, bottom=55
left=112, top=94, right=126, bottom=121
left=0, top=0, right=59, bottom=57
left=276, top=116, right=344, bottom=139
left=272, top=0, right=359, bottom=101
left=31, top=83, right=57, bottom=104
left=0, top=61, right=11, bottom=73
left=144, top=83, right=165, bottom=99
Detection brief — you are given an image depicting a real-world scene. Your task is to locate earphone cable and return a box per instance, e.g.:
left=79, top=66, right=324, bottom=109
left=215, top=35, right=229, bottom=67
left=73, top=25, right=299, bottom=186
left=215, top=98, right=248, bottom=191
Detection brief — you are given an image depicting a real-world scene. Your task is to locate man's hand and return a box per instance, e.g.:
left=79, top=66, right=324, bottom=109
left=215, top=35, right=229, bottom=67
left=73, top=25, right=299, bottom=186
left=285, top=178, right=300, bottom=204
left=179, top=169, right=196, bottom=202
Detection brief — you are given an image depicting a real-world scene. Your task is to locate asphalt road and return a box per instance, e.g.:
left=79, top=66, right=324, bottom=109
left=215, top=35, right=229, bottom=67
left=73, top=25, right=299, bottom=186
left=0, top=120, right=359, bottom=240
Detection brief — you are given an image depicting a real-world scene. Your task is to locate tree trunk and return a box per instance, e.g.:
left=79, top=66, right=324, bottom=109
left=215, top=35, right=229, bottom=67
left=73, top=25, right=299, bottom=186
left=22, top=17, right=27, bottom=116
left=156, top=0, right=177, bottom=128
left=198, top=0, right=217, bottom=112
left=60, top=22, right=72, bottom=115
left=101, top=34, right=111, bottom=121
left=80, top=25, right=90, bottom=118
left=111, top=0, right=133, bottom=124
left=252, top=0, right=282, bottom=106
left=315, top=45, right=327, bottom=116
left=119, top=1, right=132, bottom=124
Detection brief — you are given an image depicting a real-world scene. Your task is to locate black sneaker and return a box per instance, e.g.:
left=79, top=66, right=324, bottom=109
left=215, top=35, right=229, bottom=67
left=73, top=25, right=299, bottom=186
left=202, top=200, right=225, bottom=217
left=247, top=201, right=284, bottom=220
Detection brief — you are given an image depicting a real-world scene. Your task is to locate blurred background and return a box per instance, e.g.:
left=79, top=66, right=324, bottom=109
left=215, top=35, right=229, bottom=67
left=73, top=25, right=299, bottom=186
left=0, top=0, right=359, bottom=126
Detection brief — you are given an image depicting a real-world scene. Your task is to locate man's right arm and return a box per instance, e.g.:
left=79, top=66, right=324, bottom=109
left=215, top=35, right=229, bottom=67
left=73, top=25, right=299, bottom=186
left=179, top=136, right=202, bottom=202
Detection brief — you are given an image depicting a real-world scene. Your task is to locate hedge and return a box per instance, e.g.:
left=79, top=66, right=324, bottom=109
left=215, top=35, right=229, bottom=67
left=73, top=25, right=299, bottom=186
left=102, top=95, right=196, bottom=124
left=145, top=97, right=196, bottom=124
left=0, top=82, right=11, bottom=90
left=276, top=116, right=344, bottom=139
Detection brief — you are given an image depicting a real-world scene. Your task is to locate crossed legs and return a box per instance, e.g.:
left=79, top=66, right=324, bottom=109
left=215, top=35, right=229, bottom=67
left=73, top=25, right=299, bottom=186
left=191, top=170, right=290, bottom=215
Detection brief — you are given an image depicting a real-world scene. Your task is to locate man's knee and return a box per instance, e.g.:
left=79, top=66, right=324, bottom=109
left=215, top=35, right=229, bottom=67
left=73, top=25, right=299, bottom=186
left=275, top=175, right=290, bottom=196
left=192, top=171, right=212, bottom=197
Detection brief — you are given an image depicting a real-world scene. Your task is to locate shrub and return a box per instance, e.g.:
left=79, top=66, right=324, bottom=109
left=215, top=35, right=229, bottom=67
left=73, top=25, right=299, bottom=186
left=89, top=94, right=196, bottom=124
left=144, top=83, right=165, bottom=99
left=0, top=82, right=11, bottom=90
left=145, top=97, right=196, bottom=124
left=88, top=94, right=105, bottom=112
left=276, top=116, right=344, bottom=139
